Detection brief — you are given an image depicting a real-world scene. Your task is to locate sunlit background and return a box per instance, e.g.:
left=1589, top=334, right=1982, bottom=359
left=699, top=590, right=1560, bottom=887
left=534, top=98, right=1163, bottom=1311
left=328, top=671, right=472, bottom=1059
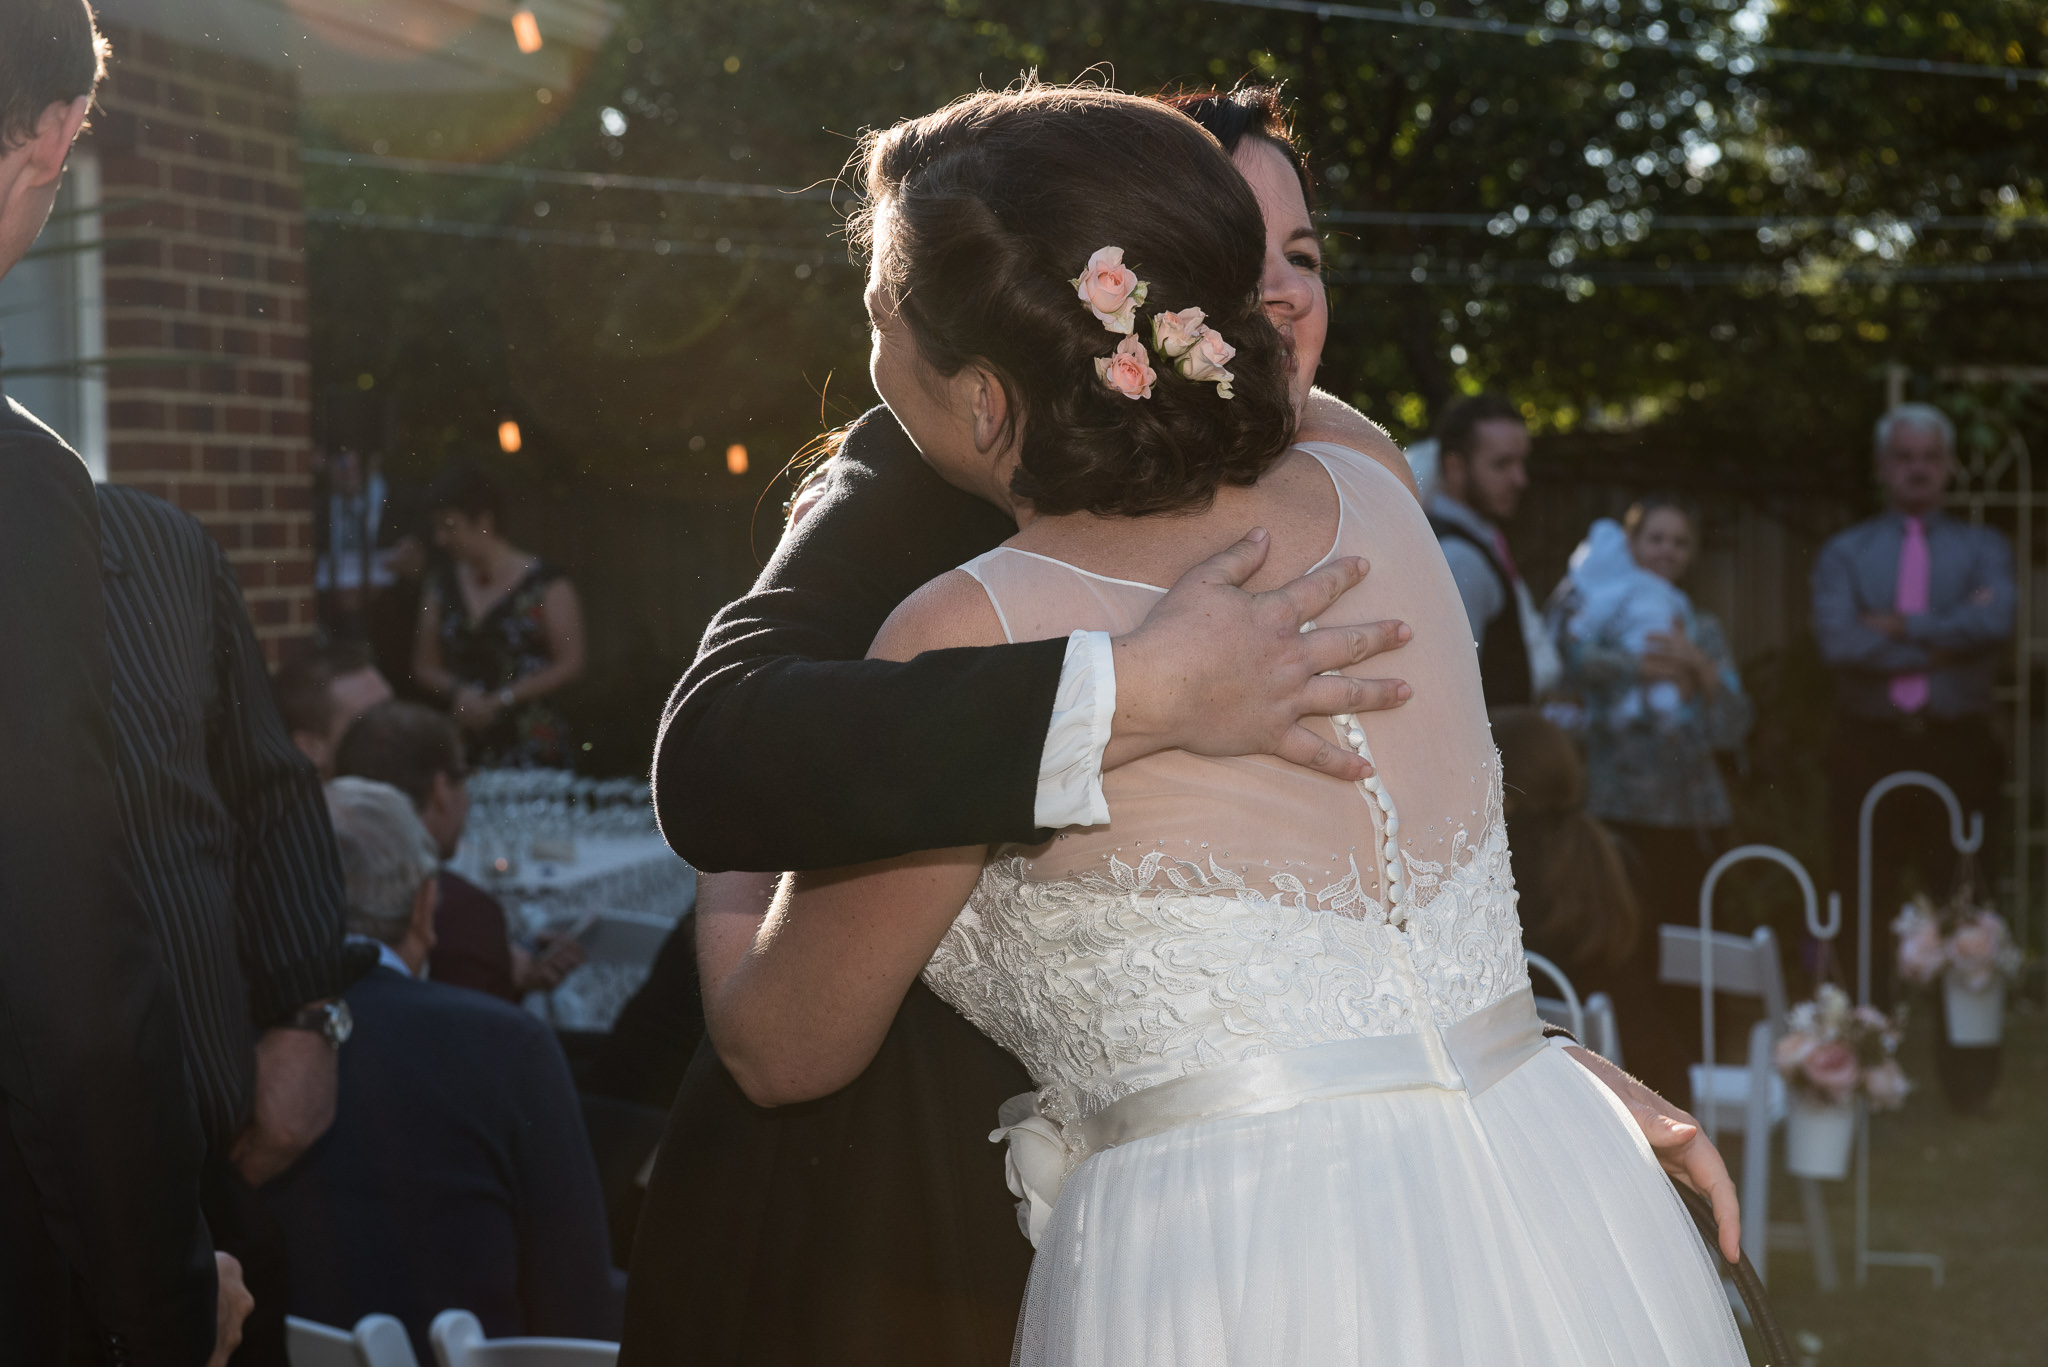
left=2, top=3, right=2046, bottom=1359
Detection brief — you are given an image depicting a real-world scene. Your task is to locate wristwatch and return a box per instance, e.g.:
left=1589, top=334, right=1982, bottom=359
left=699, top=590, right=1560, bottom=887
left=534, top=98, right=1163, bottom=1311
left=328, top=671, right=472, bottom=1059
left=496, top=685, right=518, bottom=709
left=285, top=1000, right=354, bottom=1051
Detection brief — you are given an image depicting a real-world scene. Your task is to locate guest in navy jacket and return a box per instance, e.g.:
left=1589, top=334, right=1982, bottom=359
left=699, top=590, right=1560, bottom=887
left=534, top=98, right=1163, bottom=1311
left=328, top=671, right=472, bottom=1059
left=265, top=778, right=617, bottom=1358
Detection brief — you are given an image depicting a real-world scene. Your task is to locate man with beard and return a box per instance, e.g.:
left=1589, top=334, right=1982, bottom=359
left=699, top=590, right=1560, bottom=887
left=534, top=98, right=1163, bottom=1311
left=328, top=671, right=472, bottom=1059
left=1426, top=391, right=1560, bottom=705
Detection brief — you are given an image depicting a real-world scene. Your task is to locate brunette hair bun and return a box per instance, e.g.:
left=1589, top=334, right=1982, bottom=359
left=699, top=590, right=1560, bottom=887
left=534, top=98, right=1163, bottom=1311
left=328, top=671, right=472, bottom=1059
left=852, top=82, right=1295, bottom=518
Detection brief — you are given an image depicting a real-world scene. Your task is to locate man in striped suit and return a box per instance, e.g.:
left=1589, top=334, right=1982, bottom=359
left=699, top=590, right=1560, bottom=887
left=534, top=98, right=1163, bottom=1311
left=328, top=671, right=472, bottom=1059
left=98, top=484, right=376, bottom=1366
left=3, top=2, right=252, bottom=1361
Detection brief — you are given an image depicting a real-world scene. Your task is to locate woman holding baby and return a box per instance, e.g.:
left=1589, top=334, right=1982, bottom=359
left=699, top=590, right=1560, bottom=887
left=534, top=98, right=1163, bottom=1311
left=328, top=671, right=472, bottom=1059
left=1552, top=496, right=1752, bottom=1098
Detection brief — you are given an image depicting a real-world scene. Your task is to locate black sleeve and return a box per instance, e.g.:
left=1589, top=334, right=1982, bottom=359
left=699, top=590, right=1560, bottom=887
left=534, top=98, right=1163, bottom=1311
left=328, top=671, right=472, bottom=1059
left=0, top=429, right=217, bottom=1361
left=203, top=530, right=373, bottom=1024
left=654, top=406, right=1070, bottom=872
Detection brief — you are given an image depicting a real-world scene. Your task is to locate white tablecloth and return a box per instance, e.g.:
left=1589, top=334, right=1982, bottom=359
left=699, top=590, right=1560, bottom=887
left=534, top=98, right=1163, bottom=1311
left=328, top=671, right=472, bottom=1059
left=452, top=833, right=696, bottom=1031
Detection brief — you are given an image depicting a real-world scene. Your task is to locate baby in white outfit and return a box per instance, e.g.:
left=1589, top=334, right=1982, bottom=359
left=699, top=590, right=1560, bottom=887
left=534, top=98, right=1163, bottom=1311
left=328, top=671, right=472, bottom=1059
left=1565, top=518, right=1695, bottom=726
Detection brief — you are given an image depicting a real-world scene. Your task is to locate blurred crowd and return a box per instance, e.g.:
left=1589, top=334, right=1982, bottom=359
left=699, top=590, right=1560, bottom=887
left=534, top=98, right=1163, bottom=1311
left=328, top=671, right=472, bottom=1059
left=1427, top=392, right=2013, bottom=1102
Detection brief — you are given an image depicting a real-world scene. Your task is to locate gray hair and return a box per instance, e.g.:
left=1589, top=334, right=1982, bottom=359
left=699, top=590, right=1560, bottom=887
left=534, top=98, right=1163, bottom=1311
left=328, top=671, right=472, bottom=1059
left=1875, top=403, right=1955, bottom=459
left=325, top=776, right=439, bottom=944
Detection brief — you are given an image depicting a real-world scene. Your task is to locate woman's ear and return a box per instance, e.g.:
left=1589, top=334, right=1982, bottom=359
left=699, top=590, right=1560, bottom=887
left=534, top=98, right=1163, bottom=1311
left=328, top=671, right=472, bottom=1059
left=968, top=365, right=1011, bottom=455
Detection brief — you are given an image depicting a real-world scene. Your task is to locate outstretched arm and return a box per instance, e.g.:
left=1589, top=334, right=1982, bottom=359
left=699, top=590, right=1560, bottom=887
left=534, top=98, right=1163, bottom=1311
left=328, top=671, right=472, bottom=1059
left=655, top=407, right=1410, bottom=874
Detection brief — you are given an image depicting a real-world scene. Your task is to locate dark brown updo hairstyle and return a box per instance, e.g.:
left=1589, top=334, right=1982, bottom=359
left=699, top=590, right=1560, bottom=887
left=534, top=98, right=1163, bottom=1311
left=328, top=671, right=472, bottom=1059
left=1160, top=84, right=1313, bottom=210
left=1491, top=706, right=1640, bottom=968
left=851, top=82, right=1296, bottom=518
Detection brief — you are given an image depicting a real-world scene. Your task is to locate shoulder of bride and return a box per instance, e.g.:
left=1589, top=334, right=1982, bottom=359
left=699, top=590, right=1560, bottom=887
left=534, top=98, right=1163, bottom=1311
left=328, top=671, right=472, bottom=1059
left=868, top=568, right=1007, bottom=662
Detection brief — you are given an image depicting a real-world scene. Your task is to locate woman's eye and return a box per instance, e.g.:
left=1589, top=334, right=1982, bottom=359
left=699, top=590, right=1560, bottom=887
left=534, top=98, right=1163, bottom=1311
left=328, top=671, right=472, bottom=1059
left=1289, top=251, right=1323, bottom=273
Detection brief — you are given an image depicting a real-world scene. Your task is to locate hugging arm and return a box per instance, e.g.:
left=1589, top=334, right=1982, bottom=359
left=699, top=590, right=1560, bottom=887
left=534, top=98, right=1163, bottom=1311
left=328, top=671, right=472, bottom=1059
left=655, top=406, right=1410, bottom=874
left=702, top=572, right=1005, bottom=1103
left=654, top=409, right=1064, bottom=873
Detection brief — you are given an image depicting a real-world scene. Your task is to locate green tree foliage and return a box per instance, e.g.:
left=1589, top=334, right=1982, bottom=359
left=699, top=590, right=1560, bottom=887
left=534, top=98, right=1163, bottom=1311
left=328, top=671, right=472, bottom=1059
left=303, top=0, right=2048, bottom=497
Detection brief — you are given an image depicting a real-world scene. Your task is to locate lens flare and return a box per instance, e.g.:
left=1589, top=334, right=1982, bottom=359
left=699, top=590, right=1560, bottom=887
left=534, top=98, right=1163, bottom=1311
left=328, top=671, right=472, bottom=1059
left=511, top=10, right=543, bottom=53
left=725, top=444, right=749, bottom=476
left=498, top=420, right=523, bottom=453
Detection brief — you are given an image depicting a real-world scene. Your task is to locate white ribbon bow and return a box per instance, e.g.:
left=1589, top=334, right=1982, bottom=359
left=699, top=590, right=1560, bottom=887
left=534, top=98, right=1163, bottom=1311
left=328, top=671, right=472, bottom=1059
left=989, top=1092, right=1071, bottom=1247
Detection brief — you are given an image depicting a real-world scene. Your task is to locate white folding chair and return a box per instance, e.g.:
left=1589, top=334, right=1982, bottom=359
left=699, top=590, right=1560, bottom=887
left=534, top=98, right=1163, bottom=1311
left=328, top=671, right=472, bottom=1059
left=286, top=1314, right=420, bottom=1367
left=429, top=1310, right=619, bottom=1367
left=1525, top=950, right=1585, bottom=1044
left=1659, top=924, right=1835, bottom=1288
left=1527, top=953, right=1624, bottom=1068
left=1581, top=991, right=1622, bottom=1065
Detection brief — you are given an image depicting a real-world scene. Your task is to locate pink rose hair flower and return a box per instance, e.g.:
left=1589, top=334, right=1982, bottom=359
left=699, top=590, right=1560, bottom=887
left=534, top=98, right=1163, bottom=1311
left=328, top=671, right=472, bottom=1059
left=1175, top=326, right=1237, bottom=399
left=1071, top=246, right=1148, bottom=335
left=1094, top=334, right=1157, bottom=400
left=1149, top=306, right=1207, bottom=359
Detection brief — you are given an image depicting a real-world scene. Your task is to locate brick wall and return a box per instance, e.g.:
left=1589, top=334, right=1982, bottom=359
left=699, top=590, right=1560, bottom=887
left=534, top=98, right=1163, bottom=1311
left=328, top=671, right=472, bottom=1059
left=89, top=24, right=316, bottom=662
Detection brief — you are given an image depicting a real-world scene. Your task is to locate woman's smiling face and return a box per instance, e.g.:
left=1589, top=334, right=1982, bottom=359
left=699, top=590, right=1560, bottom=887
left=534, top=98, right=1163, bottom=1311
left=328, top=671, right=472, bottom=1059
left=1232, top=137, right=1326, bottom=415
left=1630, top=506, right=1696, bottom=583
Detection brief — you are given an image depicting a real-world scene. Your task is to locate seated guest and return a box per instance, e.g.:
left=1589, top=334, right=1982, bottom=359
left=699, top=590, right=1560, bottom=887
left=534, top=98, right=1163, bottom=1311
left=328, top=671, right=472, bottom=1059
left=265, top=778, right=618, bottom=1358
left=332, top=701, right=583, bottom=1000
left=272, top=642, right=393, bottom=778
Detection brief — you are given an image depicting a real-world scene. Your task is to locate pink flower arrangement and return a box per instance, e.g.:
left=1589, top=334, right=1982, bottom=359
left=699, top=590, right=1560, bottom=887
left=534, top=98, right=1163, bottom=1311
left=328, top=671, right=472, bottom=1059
left=1774, top=984, right=1908, bottom=1110
left=1076, top=248, right=1236, bottom=402
left=1892, top=895, right=2022, bottom=992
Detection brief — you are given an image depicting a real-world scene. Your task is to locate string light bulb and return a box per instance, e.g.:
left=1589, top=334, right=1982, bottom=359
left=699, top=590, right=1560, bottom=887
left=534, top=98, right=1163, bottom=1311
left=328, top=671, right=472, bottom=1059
left=511, top=10, right=543, bottom=53
left=725, top=443, right=749, bottom=475
left=498, top=420, right=522, bottom=453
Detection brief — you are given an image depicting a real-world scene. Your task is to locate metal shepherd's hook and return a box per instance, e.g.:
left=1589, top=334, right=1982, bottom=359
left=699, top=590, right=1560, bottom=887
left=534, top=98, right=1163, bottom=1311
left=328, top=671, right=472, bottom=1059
left=1696, top=844, right=1819, bottom=1144
left=1856, top=771, right=1983, bottom=1008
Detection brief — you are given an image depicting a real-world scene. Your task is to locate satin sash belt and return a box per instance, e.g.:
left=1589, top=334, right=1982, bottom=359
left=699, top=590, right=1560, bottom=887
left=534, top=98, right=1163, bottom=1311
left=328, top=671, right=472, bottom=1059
left=992, top=987, right=1548, bottom=1245
left=1082, top=985, right=1546, bottom=1154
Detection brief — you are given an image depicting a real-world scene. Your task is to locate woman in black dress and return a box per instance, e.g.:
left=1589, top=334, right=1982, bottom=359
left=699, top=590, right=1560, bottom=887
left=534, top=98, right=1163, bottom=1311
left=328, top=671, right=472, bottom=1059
left=412, top=464, right=586, bottom=768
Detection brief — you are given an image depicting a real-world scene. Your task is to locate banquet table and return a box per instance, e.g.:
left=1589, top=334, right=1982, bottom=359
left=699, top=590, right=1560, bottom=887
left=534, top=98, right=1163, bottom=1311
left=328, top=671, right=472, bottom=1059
left=451, top=832, right=697, bottom=1031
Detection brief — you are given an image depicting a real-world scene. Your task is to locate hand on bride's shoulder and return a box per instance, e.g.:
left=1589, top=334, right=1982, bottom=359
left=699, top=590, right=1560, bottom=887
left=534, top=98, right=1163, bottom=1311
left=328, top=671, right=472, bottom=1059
left=1296, top=389, right=1423, bottom=503
left=868, top=569, right=1009, bottom=663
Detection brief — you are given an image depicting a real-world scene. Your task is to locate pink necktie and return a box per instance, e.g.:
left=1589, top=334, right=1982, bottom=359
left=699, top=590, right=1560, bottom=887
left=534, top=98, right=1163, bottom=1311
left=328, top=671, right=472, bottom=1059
left=1890, top=516, right=1931, bottom=714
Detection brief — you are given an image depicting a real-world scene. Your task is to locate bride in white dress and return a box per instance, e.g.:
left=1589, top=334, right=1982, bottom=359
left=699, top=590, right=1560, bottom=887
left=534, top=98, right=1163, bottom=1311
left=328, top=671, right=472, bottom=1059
left=705, top=83, right=1750, bottom=1365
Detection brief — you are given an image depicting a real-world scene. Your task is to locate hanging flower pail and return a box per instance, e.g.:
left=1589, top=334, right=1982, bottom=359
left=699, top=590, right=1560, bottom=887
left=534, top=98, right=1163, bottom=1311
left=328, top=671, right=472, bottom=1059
left=1943, top=971, right=2005, bottom=1047
left=1784, top=1096, right=1856, bottom=1180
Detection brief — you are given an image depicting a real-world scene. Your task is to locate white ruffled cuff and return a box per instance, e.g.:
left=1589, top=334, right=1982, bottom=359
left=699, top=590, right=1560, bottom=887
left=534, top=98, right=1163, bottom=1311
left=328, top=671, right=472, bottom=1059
left=1032, top=630, right=1114, bottom=830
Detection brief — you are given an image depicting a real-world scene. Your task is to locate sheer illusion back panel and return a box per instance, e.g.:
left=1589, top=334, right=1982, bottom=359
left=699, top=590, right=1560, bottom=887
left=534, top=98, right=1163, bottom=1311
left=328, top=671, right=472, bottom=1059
left=961, top=442, right=1498, bottom=915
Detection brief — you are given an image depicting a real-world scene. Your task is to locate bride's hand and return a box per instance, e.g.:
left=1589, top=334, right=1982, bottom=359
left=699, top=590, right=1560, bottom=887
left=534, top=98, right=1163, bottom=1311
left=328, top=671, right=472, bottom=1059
left=1102, top=529, right=1412, bottom=781
left=1565, top=1045, right=1742, bottom=1265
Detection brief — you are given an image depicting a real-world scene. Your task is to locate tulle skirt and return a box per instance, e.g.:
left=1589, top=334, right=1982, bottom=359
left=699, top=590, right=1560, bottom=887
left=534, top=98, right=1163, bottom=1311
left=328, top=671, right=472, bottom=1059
left=1015, top=1043, right=1748, bottom=1366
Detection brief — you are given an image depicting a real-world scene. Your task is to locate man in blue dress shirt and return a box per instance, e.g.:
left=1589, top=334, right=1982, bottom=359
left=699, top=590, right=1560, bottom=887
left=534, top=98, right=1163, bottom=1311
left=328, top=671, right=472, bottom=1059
left=1810, top=403, right=2014, bottom=1008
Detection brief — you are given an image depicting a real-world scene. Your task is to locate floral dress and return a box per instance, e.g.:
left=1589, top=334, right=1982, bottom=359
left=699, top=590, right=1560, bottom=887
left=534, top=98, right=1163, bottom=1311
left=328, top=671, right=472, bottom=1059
left=431, top=558, right=572, bottom=768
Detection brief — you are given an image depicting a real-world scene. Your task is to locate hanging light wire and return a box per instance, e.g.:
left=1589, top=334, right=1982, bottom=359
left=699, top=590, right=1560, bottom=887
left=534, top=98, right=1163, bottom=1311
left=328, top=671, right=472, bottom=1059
left=1200, top=0, right=2048, bottom=84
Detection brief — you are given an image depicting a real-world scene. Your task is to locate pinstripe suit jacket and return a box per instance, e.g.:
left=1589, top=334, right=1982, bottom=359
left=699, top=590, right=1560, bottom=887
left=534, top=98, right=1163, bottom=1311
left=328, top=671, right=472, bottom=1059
left=98, top=485, right=374, bottom=1145
left=1, top=397, right=215, bottom=1363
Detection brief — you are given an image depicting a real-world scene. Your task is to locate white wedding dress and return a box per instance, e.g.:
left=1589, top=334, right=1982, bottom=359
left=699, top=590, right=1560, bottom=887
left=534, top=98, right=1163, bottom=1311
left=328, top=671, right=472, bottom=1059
left=919, top=443, right=1748, bottom=1365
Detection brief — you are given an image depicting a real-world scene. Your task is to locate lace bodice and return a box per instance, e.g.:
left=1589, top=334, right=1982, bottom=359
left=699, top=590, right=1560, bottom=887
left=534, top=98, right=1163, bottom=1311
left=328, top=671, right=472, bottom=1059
left=921, top=444, right=1530, bottom=1134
